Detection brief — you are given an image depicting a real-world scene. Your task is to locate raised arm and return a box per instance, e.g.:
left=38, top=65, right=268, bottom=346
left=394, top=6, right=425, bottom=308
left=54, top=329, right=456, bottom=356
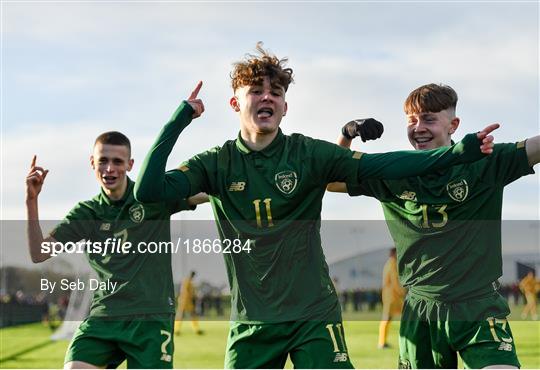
left=355, top=124, right=498, bottom=180
left=26, top=155, right=55, bottom=263
left=526, top=135, right=540, bottom=166
left=135, top=82, right=205, bottom=203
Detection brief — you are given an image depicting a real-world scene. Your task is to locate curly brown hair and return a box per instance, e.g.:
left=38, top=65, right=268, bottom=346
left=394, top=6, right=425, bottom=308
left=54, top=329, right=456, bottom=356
left=231, top=42, right=294, bottom=92
left=404, top=83, right=458, bottom=115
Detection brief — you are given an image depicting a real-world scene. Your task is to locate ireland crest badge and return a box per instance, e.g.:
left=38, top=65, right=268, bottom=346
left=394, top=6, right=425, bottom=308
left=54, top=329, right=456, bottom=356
left=446, top=179, right=469, bottom=202
left=275, top=170, right=298, bottom=195
left=129, top=203, right=145, bottom=223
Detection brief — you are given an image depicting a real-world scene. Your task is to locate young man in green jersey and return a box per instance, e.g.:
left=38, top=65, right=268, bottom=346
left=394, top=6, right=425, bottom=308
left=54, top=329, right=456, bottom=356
left=135, top=44, right=498, bottom=368
left=26, top=132, right=205, bottom=369
left=329, top=83, right=539, bottom=368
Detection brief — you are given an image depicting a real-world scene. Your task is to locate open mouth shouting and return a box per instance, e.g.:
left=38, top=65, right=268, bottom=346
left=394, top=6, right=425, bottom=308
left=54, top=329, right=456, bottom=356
left=257, top=107, right=274, bottom=119
left=102, top=175, right=118, bottom=186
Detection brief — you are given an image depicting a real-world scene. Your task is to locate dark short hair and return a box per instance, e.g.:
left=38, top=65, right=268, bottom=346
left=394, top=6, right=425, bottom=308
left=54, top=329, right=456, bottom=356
left=231, top=42, right=294, bottom=92
left=404, top=83, right=458, bottom=115
left=94, top=131, right=131, bottom=155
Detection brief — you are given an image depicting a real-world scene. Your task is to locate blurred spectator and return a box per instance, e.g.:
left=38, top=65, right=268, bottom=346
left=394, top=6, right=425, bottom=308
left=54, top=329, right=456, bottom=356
left=378, top=248, right=406, bottom=349
left=519, top=271, right=539, bottom=320
left=174, top=271, right=203, bottom=335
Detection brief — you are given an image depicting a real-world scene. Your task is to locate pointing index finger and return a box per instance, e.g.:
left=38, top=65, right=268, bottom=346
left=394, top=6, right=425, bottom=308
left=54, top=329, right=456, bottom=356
left=31, top=155, right=36, bottom=168
left=188, top=81, right=203, bottom=100
left=477, top=123, right=500, bottom=140
left=483, top=123, right=500, bottom=135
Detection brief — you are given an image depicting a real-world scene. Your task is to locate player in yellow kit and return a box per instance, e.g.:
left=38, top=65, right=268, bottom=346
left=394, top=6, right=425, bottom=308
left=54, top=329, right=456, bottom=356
left=175, top=271, right=203, bottom=335
left=378, top=248, right=406, bottom=349
left=519, top=271, right=539, bottom=320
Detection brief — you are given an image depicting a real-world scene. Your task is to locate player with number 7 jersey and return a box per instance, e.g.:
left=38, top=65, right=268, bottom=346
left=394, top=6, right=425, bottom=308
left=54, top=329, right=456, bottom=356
left=25, top=131, right=209, bottom=368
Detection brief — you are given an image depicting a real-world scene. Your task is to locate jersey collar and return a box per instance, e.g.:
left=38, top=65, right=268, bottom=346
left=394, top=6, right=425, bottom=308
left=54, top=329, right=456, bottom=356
left=235, top=129, right=285, bottom=157
left=99, top=177, right=134, bottom=206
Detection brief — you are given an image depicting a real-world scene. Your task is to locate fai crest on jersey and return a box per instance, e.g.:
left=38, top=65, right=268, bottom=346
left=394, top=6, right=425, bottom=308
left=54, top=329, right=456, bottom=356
left=275, top=170, right=298, bottom=194
left=129, top=203, right=145, bottom=223
left=446, top=179, right=468, bottom=202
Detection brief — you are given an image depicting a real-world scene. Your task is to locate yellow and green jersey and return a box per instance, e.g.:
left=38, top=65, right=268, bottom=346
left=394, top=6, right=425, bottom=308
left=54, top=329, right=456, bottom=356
left=51, top=179, right=192, bottom=317
left=136, top=101, right=492, bottom=323
left=348, top=142, right=534, bottom=301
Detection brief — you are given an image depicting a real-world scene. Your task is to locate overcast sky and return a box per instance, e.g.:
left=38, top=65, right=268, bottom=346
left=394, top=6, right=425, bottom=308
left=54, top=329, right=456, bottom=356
left=2, top=1, right=539, bottom=224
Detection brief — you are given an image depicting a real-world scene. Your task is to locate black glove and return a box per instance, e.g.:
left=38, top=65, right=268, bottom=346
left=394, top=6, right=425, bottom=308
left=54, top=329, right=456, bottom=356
left=341, top=118, right=384, bottom=142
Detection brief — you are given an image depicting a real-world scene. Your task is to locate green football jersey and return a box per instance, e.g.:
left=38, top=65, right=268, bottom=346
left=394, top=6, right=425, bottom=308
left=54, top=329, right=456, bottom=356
left=348, top=142, right=535, bottom=301
left=51, top=179, right=191, bottom=317
left=136, top=102, right=491, bottom=323
left=182, top=131, right=356, bottom=323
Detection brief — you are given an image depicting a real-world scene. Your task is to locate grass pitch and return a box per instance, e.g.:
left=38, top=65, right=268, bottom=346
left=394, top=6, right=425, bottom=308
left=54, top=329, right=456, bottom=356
left=1, top=308, right=539, bottom=368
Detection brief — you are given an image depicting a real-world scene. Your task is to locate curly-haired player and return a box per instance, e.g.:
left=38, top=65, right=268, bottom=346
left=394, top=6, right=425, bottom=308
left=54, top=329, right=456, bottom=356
left=135, top=45, right=498, bottom=368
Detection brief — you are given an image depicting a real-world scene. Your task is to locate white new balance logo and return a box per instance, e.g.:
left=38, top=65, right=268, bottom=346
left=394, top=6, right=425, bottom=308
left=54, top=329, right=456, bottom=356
left=228, top=182, right=246, bottom=191
left=498, top=343, right=513, bottom=352
left=333, top=353, right=348, bottom=362
left=161, top=353, right=172, bottom=362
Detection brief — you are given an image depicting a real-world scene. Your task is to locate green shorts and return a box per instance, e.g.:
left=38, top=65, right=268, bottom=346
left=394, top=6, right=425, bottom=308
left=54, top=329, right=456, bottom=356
left=65, top=314, right=174, bottom=368
left=225, top=320, right=354, bottom=369
left=398, top=291, right=520, bottom=369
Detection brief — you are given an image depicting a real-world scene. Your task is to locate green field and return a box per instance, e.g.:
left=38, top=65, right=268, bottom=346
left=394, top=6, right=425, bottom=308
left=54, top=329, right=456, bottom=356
left=1, top=309, right=539, bottom=369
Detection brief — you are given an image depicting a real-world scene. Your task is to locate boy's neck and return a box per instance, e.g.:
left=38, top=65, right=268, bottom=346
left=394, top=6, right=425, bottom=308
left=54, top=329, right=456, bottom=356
left=240, top=128, right=279, bottom=152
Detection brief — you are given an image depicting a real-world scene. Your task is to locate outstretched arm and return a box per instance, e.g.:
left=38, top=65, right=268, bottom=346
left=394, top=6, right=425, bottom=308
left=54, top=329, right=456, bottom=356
left=135, top=82, right=205, bottom=203
left=526, top=135, right=540, bottom=166
left=355, top=124, right=498, bottom=180
left=26, top=155, right=55, bottom=263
